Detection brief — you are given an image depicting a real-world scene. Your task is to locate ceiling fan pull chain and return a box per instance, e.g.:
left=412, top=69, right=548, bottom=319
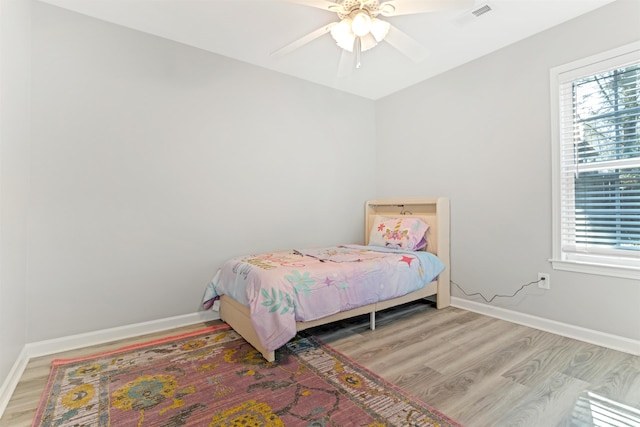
left=355, top=37, right=362, bottom=68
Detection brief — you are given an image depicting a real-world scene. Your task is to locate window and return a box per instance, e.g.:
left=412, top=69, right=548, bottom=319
left=551, top=42, right=640, bottom=279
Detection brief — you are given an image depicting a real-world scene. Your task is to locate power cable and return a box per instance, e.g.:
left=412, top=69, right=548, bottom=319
left=452, top=278, right=544, bottom=304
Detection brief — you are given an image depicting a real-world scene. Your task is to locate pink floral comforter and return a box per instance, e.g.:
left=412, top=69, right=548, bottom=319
left=202, top=244, right=444, bottom=351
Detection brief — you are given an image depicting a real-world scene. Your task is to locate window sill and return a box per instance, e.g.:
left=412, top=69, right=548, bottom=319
left=551, top=259, right=640, bottom=280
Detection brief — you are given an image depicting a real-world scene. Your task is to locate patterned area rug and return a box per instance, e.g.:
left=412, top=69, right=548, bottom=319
left=33, top=325, right=460, bottom=426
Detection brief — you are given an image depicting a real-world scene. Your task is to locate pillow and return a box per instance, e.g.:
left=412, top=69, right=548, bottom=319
left=368, top=216, right=429, bottom=251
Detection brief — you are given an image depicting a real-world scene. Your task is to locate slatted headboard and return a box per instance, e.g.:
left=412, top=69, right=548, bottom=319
left=365, top=197, right=451, bottom=307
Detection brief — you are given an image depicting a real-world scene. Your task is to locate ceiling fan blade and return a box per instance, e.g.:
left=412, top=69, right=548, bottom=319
left=383, top=24, right=428, bottom=63
left=337, top=49, right=355, bottom=78
left=271, top=22, right=337, bottom=58
left=281, top=0, right=342, bottom=13
left=379, top=0, right=474, bottom=16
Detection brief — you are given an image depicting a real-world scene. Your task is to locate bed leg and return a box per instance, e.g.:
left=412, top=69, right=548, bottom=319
left=370, top=312, right=376, bottom=330
left=262, top=350, right=275, bottom=363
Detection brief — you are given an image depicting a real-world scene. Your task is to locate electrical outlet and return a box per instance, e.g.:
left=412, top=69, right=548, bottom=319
left=538, top=273, right=550, bottom=290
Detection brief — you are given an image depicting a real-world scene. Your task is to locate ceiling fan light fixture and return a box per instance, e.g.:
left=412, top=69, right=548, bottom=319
left=330, top=19, right=356, bottom=51
left=351, top=11, right=372, bottom=37
left=370, top=18, right=390, bottom=42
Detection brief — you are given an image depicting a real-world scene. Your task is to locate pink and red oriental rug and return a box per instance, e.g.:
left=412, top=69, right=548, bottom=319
left=33, top=324, right=460, bottom=426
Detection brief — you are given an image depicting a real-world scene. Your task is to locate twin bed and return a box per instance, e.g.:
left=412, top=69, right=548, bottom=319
left=202, top=197, right=450, bottom=362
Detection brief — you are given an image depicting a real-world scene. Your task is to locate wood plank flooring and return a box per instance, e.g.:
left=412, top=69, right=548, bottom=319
left=2, top=301, right=639, bottom=426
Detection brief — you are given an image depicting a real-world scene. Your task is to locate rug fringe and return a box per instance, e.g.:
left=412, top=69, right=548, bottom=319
left=49, top=324, right=230, bottom=366
left=306, top=332, right=458, bottom=423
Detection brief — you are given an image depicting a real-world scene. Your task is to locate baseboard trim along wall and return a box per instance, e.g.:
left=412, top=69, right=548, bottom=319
left=0, top=310, right=220, bottom=419
left=0, top=346, right=30, bottom=422
left=452, top=297, right=640, bottom=356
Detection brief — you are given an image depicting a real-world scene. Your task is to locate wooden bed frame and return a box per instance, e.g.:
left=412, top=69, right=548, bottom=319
left=219, top=197, right=451, bottom=362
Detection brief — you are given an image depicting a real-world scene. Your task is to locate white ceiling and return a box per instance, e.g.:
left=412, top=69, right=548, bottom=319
left=38, top=0, right=615, bottom=99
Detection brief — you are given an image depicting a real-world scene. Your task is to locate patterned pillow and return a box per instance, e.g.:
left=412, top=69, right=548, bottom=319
left=368, top=216, right=429, bottom=251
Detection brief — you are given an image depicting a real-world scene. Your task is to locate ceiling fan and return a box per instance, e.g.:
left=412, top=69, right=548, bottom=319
left=272, top=0, right=474, bottom=72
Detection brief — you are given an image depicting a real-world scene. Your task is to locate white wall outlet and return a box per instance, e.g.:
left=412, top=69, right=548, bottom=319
left=538, top=273, right=550, bottom=290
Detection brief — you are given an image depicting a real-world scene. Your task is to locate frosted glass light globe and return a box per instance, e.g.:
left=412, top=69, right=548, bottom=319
left=351, top=12, right=372, bottom=37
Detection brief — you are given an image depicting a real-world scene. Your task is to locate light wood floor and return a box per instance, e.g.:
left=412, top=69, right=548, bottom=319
left=2, top=301, right=639, bottom=427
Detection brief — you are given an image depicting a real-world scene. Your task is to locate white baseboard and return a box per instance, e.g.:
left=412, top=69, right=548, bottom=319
left=0, top=310, right=220, bottom=420
left=0, top=346, right=29, bottom=420
left=452, top=297, right=640, bottom=356
left=26, top=310, right=220, bottom=359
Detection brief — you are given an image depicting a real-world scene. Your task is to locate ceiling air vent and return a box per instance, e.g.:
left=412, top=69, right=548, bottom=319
left=471, top=4, right=492, bottom=18
left=454, top=2, right=494, bottom=25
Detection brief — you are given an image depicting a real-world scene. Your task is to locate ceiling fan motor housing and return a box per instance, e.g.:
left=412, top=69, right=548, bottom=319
left=337, top=0, right=381, bottom=19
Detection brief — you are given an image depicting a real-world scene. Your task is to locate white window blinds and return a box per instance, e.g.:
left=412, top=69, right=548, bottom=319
left=552, top=43, right=640, bottom=278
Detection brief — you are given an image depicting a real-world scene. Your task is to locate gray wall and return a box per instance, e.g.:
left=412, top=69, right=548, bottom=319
left=0, top=0, right=31, bottom=389
left=27, top=2, right=376, bottom=342
left=376, top=0, right=640, bottom=340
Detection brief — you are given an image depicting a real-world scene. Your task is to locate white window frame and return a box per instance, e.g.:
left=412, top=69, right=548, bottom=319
left=550, top=41, right=640, bottom=280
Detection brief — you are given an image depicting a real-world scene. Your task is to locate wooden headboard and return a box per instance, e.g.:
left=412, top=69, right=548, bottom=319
left=365, top=197, right=451, bottom=307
